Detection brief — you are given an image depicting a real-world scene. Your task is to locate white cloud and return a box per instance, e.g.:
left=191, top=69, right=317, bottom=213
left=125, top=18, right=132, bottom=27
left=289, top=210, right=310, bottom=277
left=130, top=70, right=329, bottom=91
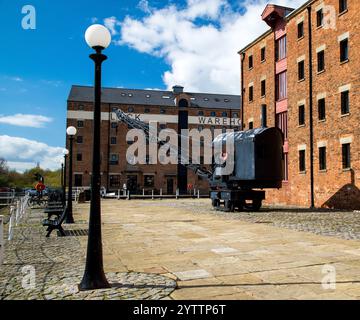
left=144, top=87, right=162, bottom=91
left=113, top=0, right=306, bottom=94
left=104, top=16, right=121, bottom=36
left=6, top=161, right=37, bottom=173
left=0, top=114, right=53, bottom=128
left=0, top=135, right=63, bottom=172
left=183, top=0, right=226, bottom=19
left=137, top=0, right=152, bottom=14
left=10, top=76, right=23, bottom=82
left=41, top=79, right=63, bottom=87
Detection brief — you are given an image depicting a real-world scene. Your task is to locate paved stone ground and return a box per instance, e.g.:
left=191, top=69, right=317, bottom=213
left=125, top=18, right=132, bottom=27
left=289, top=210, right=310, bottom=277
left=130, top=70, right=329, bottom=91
left=0, top=209, right=176, bottom=300
left=163, top=201, right=360, bottom=240
left=2, top=199, right=360, bottom=299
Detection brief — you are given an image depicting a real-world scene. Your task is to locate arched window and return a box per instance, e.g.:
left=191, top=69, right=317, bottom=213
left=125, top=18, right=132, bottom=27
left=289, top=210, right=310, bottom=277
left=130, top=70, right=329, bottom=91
left=179, top=99, right=188, bottom=108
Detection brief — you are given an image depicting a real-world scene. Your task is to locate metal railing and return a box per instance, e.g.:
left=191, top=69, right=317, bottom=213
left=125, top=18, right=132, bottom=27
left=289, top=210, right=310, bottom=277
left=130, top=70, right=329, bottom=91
left=0, top=194, right=30, bottom=264
left=7, top=194, right=30, bottom=241
left=0, top=191, right=16, bottom=206
left=116, top=188, right=205, bottom=200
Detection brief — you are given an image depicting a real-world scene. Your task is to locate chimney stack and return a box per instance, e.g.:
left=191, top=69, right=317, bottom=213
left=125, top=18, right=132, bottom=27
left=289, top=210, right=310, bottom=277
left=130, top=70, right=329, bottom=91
left=172, top=85, right=184, bottom=94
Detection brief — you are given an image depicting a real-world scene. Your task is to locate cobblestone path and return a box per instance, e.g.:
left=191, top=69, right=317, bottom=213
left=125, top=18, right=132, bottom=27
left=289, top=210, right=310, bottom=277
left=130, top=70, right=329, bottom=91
left=0, top=208, right=176, bottom=300
left=158, top=200, right=360, bottom=240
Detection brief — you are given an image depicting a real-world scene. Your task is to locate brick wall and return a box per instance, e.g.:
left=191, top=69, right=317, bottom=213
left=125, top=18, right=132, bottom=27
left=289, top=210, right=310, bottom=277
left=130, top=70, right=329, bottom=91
left=241, top=0, right=360, bottom=209
left=66, top=100, right=240, bottom=194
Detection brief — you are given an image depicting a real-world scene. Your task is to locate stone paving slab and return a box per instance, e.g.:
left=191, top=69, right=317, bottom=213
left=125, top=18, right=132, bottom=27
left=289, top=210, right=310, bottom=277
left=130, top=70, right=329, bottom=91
left=0, top=208, right=176, bottom=300
left=72, top=199, right=360, bottom=299
left=2, top=199, right=360, bottom=299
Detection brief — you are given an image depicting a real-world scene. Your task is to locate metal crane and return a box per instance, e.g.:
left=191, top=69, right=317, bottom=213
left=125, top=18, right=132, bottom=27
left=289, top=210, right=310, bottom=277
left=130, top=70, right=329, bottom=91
left=113, top=108, right=214, bottom=179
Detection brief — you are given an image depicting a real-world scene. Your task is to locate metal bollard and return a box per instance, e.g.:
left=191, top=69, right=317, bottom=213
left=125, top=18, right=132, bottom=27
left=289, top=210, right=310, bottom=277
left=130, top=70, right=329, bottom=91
left=152, top=189, right=154, bottom=200
left=15, top=200, right=20, bottom=226
left=160, top=188, right=162, bottom=199
left=127, top=190, right=130, bottom=200
left=8, top=211, right=15, bottom=241
left=117, top=189, right=120, bottom=200
left=197, top=189, right=200, bottom=199
left=0, top=215, right=4, bottom=265
left=176, top=188, right=179, bottom=199
left=143, top=189, right=145, bottom=196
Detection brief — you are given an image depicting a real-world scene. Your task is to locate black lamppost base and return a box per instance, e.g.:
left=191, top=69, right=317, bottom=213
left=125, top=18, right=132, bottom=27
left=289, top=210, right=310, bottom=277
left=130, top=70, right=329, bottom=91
left=79, top=273, right=111, bottom=291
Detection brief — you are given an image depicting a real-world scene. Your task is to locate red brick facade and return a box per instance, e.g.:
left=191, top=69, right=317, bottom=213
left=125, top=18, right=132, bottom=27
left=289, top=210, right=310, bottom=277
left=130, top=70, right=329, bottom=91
left=66, top=86, right=240, bottom=195
left=240, top=0, right=360, bottom=209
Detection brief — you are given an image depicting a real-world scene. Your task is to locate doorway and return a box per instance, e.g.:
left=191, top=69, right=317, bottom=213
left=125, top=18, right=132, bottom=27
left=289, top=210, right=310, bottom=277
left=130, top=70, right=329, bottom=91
left=127, top=175, right=138, bottom=193
left=167, top=178, right=174, bottom=195
left=74, top=174, right=83, bottom=187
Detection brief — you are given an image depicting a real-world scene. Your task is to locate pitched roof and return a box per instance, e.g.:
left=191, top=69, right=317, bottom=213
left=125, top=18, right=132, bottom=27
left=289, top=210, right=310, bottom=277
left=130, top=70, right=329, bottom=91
left=68, top=85, right=241, bottom=110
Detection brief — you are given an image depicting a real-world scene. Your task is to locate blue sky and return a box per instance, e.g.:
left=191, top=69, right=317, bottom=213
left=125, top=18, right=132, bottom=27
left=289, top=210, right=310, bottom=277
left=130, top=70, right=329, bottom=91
left=0, top=0, right=305, bottom=172
left=0, top=0, right=168, bottom=145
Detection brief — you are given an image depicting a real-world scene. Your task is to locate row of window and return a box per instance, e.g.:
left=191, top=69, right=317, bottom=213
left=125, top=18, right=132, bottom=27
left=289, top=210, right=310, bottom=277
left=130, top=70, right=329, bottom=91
left=297, top=1, right=348, bottom=40
left=109, top=174, right=155, bottom=188
left=249, top=38, right=349, bottom=102
left=248, top=46, right=266, bottom=69
left=249, top=73, right=287, bottom=102
left=76, top=110, right=239, bottom=130
left=107, top=154, right=207, bottom=166
left=116, top=107, right=238, bottom=116
left=298, top=90, right=350, bottom=125
left=248, top=79, right=266, bottom=102
left=126, top=108, right=239, bottom=118
left=77, top=152, right=213, bottom=165
left=113, top=92, right=231, bottom=103
left=75, top=125, right=238, bottom=148
left=299, top=142, right=351, bottom=173
left=297, top=39, right=349, bottom=82
left=248, top=1, right=349, bottom=71
left=70, top=174, right=155, bottom=188
left=74, top=173, right=206, bottom=188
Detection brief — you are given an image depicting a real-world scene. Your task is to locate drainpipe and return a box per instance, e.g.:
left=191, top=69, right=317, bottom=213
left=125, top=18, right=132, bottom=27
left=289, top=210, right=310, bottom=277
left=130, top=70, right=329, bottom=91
left=106, top=103, right=111, bottom=191
left=307, top=6, right=315, bottom=208
left=274, top=31, right=277, bottom=128
left=240, top=52, right=245, bottom=130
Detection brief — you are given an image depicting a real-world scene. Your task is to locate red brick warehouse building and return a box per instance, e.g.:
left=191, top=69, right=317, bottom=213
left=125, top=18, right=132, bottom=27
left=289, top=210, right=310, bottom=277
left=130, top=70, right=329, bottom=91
left=239, top=0, right=360, bottom=209
left=66, top=85, right=240, bottom=195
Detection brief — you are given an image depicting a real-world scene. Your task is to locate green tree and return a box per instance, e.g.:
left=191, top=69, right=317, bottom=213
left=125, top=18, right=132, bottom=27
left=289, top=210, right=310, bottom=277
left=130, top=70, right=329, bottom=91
left=0, top=158, right=10, bottom=187
left=0, top=158, right=62, bottom=189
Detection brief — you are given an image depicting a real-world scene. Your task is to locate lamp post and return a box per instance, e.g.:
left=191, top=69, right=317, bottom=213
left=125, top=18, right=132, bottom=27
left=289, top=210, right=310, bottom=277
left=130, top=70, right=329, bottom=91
left=62, top=149, right=69, bottom=207
left=79, top=24, right=111, bottom=290
left=66, top=126, right=77, bottom=223
left=61, top=162, right=64, bottom=197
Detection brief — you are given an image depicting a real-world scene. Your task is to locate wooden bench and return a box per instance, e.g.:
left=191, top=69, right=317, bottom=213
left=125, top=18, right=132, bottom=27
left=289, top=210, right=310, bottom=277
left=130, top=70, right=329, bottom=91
left=42, top=206, right=67, bottom=237
left=44, top=201, right=64, bottom=219
left=45, top=208, right=63, bottom=220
